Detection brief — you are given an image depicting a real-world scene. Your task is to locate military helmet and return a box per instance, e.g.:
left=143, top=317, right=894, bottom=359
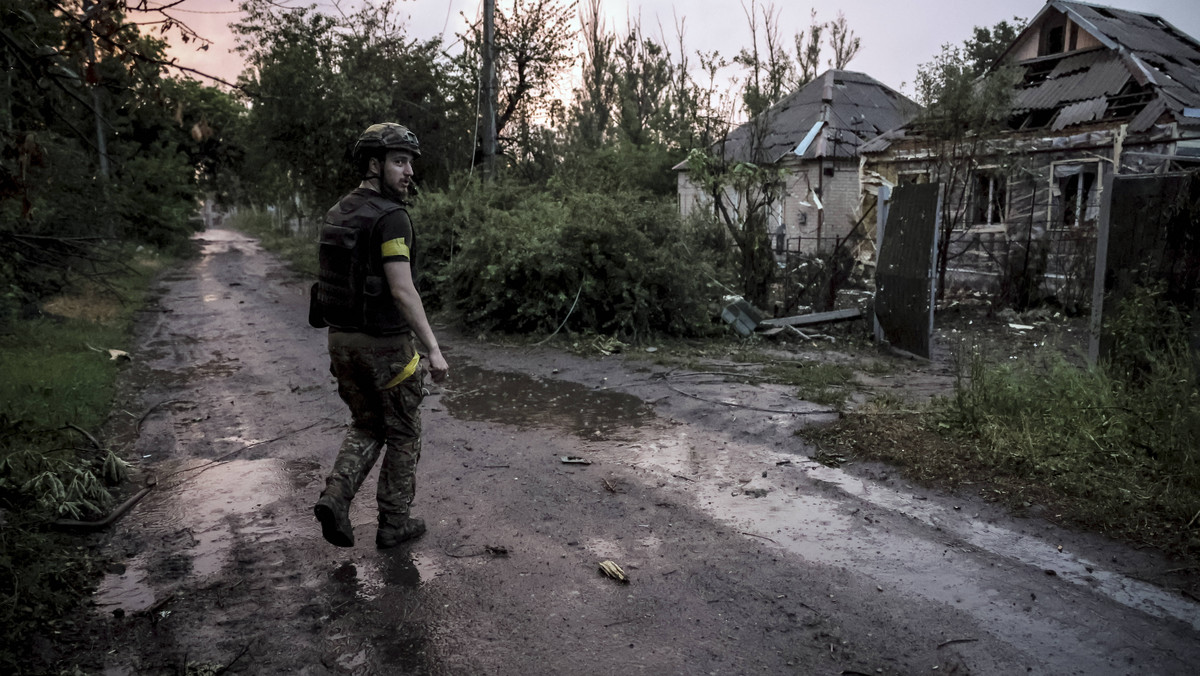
left=353, top=122, right=421, bottom=159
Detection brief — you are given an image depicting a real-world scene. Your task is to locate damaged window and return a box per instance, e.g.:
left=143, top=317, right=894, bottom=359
left=1052, top=163, right=1101, bottom=229
left=898, top=171, right=929, bottom=186
left=970, top=170, right=1008, bottom=226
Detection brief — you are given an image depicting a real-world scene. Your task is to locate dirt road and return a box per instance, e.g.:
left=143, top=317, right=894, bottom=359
left=67, top=229, right=1200, bottom=675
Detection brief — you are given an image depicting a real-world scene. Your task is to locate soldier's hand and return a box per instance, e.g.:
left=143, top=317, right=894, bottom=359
left=427, top=351, right=449, bottom=383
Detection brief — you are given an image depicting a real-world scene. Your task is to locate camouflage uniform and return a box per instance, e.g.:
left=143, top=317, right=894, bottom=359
left=323, top=330, right=426, bottom=532
left=313, top=122, right=437, bottom=549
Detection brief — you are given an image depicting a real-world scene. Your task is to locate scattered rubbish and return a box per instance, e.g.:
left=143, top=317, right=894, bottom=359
left=560, top=456, right=591, bottom=465
left=1008, top=323, right=1035, bottom=331
left=743, top=487, right=769, bottom=498
left=761, top=308, right=862, bottom=329
left=644, top=346, right=658, bottom=353
left=444, top=543, right=510, bottom=558
left=775, top=460, right=794, bottom=466
left=720, top=296, right=765, bottom=337
left=599, top=560, right=629, bottom=583
left=602, top=478, right=619, bottom=493
left=86, top=343, right=132, bottom=361
left=937, top=637, right=979, bottom=649
left=788, top=326, right=835, bottom=342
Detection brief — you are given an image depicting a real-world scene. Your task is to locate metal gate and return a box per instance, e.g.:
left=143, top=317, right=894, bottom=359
left=874, top=183, right=943, bottom=359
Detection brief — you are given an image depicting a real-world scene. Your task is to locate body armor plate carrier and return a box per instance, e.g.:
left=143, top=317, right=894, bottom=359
left=314, top=191, right=410, bottom=335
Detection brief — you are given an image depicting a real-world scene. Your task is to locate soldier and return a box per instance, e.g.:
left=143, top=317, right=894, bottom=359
left=311, top=123, right=449, bottom=549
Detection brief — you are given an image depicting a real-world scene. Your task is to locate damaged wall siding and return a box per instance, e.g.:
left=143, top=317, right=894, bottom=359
left=865, top=122, right=1187, bottom=307
left=777, top=159, right=862, bottom=256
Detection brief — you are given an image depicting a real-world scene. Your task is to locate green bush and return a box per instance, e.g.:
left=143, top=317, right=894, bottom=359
left=414, top=176, right=720, bottom=339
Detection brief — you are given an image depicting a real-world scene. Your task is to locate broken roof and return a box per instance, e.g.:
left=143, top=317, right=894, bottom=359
left=1002, top=1, right=1200, bottom=132
left=716, top=69, right=921, bottom=165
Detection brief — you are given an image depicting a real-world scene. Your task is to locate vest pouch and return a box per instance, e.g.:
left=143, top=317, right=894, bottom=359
left=363, top=275, right=386, bottom=298
left=308, top=282, right=328, bottom=328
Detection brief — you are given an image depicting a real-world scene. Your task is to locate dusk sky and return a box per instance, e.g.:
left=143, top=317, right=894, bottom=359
left=161, top=0, right=1200, bottom=99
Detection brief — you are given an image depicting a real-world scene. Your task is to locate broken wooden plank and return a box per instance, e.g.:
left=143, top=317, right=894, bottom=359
left=760, top=308, right=862, bottom=328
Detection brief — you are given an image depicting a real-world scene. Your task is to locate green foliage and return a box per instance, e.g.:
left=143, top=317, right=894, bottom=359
left=413, top=177, right=718, bottom=339
left=1, top=0, right=236, bottom=313
left=683, top=147, right=782, bottom=308
left=912, top=17, right=1027, bottom=300
left=234, top=0, right=462, bottom=213
left=0, top=254, right=158, bottom=671
left=937, top=289, right=1200, bottom=553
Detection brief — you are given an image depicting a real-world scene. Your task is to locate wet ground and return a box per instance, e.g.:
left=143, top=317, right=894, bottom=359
left=59, top=228, right=1200, bottom=675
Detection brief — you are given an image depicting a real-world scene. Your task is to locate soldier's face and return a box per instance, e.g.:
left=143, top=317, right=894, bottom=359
left=378, top=151, right=414, bottom=195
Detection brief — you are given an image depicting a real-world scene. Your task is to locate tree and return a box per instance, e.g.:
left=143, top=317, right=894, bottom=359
left=233, top=0, right=456, bottom=216
left=826, top=11, right=860, bottom=69
left=455, top=0, right=576, bottom=169
left=913, top=17, right=1026, bottom=300
left=734, top=0, right=793, bottom=118
left=793, top=10, right=824, bottom=86
left=963, top=18, right=1025, bottom=75
left=570, top=0, right=615, bottom=150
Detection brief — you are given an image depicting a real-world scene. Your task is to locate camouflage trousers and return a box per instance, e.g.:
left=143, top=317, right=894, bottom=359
left=323, top=330, right=426, bottom=529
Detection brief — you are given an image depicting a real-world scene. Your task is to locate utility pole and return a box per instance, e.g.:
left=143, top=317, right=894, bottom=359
left=481, top=0, right=498, bottom=178
left=82, top=0, right=110, bottom=180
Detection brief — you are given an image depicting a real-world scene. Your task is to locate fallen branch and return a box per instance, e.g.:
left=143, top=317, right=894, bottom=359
left=664, top=381, right=838, bottom=416
left=214, top=643, right=252, bottom=676
left=739, top=531, right=779, bottom=545
left=65, top=423, right=103, bottom=451
left=938, top=637, right=979, bottom=649
left=137, top=399, right=195, bottom=433
left=53, top=477, right=157, bottom=531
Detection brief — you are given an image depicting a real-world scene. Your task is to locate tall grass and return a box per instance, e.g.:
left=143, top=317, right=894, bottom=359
left=939, top=285, right=1200, bottom=552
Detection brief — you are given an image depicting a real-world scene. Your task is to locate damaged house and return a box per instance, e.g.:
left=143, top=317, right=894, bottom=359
left=862, top=0, right=1200, bottom=308
left=676, top=69, right=921, bottom=258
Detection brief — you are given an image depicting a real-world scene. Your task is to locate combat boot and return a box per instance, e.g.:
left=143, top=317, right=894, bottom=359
left=376, top=516, right=426, bottom=549
left=314, top=493, right=354, bottom=547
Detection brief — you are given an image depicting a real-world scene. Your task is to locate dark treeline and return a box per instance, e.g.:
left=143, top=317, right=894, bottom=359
left=3, top=0, right=869, bottom=335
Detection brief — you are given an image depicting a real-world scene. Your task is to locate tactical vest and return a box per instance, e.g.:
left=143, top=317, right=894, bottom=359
left=315, top=190, right=412, bottom=335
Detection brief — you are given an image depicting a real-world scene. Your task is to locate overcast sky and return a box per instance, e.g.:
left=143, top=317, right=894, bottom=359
left=162, top=0, right=1200, bottom=98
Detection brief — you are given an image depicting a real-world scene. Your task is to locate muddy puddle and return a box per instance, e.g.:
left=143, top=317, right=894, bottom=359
left=441, top=361, right=654, bottom=438
left=94, top=458, right=300, bottom=615
left=622, top=428, right=1200, bottom=651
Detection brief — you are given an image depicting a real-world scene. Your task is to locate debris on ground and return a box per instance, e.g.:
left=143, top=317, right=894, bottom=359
left=560, top=456, right=591, bottom=465
left=598, top=560, right=629, bottom=583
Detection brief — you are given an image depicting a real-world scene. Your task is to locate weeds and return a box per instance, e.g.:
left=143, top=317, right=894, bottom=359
left=934, top=284, right=1200, bottom=555
left=758, top=359, right=857, bottom=407
left=0, top=250, right=157, bottom=671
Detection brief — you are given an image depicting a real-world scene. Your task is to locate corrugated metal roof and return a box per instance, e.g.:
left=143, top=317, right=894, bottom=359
left=1048, top=49, right=1107, bottom=78
left=720, top=69, right=921, bottom=164
left=1052, top=97, right=1108, bottom=130
left=1001, top=2, right=1200, bottom=131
